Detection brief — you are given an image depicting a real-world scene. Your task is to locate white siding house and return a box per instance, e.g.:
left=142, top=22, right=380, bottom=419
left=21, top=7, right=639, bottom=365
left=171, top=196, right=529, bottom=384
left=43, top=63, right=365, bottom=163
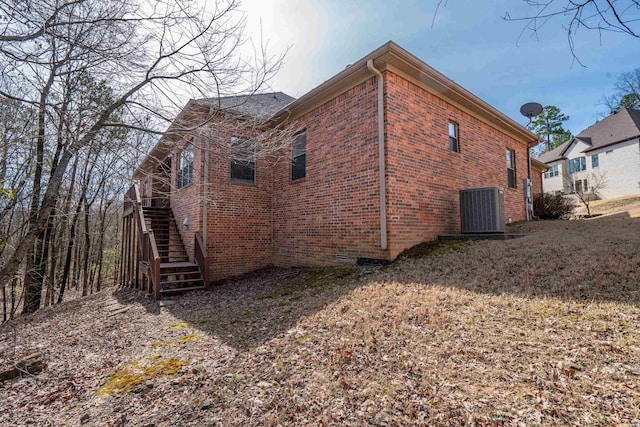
left=537, top=108, right=640, bottom=200
left=588, top=139, right=640, bottom=199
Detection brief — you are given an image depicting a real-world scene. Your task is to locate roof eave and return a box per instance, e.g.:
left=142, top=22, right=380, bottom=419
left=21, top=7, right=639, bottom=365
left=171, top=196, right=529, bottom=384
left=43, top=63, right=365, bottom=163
left=531, top=158, right=549, bottom=171
left=133, top=99, right=199, bottom=179
left=582, top=135, right=640, bottom=153
left=272, top=41, right=537, bottom=146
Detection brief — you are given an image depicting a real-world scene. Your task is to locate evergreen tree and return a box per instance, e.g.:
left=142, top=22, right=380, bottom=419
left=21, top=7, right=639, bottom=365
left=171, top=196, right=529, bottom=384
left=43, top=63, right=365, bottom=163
left=529, top=105, right=572, bottom=152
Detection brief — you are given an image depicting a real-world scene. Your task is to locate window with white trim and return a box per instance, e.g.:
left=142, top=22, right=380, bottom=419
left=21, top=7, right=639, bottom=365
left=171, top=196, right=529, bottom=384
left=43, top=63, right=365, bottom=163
left=177, top=144, right=194, bottom=188
left=506, top=149, right=516, bottom=188
left=544, top=164, right=559, bottom=179
left=291, top=131, right=306, bottom=180
left=569, top=157, right=586, bottom=174
left=448, top=121, right=459, bottom=152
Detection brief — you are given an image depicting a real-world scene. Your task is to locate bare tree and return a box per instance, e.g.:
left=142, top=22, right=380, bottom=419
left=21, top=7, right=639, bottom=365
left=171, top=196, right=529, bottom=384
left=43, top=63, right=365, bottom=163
left=602, top=68, right=640, bottom=113
left=0, top=0, right=283, bottom=313
left=567, top=170, right=607, bottom=216
left=504, top=1, right=640, bottom=65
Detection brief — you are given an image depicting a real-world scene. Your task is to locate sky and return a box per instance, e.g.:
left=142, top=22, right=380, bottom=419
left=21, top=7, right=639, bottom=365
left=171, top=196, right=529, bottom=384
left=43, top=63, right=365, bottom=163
left=238, top=0, right=640, bottom=136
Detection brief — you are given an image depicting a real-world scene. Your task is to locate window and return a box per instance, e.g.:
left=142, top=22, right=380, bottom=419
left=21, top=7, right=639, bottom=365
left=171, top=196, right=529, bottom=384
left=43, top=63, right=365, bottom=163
left=592, top=154, right=599, bottom=168
left=569, top=157, right=586, bottom=174
left=544, top=164, right=559, bottom=179
left=177, top=144, right=194, bottom=188
left=291, top=131, right=306, bottom=180
left=448, top=121, right=459, bottom=152
left=230, top=137, right=255, bottom=183
left=506, top=149, right=516, bottom=188
left=572, top=179, right=589, bottom=194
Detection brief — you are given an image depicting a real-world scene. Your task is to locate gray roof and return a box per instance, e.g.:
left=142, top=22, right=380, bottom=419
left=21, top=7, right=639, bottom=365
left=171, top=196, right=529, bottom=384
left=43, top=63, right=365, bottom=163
left=536, top=107, right=640, bottom=163
left=536, top=139, right=572, bottom=163
left=577, top=107, right=640, bottom=152
left=200, top=92, right=295, bottom=120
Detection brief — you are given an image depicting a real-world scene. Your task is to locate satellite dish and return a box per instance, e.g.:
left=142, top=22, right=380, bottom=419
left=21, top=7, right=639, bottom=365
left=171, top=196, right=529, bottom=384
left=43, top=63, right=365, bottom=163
left=520, top=102, right=543, bottom=119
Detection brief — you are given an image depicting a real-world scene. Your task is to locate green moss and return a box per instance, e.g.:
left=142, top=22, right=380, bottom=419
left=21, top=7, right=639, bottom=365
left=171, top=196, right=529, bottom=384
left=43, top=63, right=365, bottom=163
left=144, top=357, right=186, bottom=377
left=255, top=267, right=357, bottom=300
left=296, top=334, right=310, bottom=343
left=171, top=322, right=190, bottom=328
left=195, top=316, right=218, bottom=324
left=397, top=240, right=473, bottom=259
left=302, top=267, right=356, bottom=287
left=151, top=333, right=200, bottom=348
left=97, top=357, right=188, bottom=396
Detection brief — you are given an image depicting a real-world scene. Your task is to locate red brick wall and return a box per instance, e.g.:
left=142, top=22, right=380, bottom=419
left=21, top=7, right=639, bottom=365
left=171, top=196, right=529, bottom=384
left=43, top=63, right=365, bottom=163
left=170, top=138, right=202, bottom=263
left=271, top=78, right=389, bottom=267
left=203, top=123, right=274, bottom=281
left=384, top=71, right=528, bottom=258
left=531, top=164, right=544, bottom=195
left=154, top=71, right=531, bottom=282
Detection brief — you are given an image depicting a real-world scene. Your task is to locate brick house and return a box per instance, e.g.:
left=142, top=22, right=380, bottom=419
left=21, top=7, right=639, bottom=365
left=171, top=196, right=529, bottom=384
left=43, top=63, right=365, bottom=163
left=121, top=41, right=539, bottom=294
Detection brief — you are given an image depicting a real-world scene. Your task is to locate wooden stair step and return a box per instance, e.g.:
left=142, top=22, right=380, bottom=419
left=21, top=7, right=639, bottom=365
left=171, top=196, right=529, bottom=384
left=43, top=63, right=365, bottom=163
left=160, top=262, right=198, bottom=268
left=160, top=270, right=200, bottom=277
left=159, top=286, right=206, bottom=294
left=161, top=277, right=200, bottom=282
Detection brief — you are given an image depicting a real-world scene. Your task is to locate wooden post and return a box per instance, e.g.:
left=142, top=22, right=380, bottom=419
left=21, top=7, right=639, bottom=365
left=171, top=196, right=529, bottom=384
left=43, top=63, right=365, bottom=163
left=118, top=216, right=124, bottom=286
left=133, top=218, right=139, bottom=289
left=127, top=216, right=133, bottom=287
left=121, top=216, right=128, bottom=287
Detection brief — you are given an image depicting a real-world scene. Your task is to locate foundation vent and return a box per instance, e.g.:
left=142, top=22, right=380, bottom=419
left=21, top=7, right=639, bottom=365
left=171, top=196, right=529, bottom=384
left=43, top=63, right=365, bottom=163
left=335, top=253, right=348, bottom=262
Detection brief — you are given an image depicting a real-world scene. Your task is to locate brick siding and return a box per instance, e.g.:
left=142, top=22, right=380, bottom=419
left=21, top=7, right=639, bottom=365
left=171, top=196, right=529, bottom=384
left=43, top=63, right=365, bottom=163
left=149, top=71, right=531, bottom=282
left=384, top=71, right=528, bottom=258
left=272, top=78, right=388, bottom=268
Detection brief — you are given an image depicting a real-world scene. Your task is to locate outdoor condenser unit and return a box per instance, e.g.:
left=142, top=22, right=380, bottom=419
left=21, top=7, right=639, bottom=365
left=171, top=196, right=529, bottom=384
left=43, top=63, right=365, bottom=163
left=459, top=187, right=506, bottom=233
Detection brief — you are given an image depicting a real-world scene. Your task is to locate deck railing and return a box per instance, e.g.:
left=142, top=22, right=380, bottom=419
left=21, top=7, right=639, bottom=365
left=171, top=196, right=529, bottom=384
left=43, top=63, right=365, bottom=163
left=194, top=232, right=210, bottom=290
left=123, top=184, right=161, bottom=296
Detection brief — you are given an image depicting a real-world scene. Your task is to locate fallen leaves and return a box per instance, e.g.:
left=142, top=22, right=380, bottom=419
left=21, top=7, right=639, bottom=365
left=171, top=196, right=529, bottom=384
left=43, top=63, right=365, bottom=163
left=1, top=216, right=640, bottom=425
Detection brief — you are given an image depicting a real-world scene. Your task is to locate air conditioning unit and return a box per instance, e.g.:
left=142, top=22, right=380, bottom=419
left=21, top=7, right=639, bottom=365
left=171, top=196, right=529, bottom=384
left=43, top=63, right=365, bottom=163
left=459, top=187, right=506, bottom=233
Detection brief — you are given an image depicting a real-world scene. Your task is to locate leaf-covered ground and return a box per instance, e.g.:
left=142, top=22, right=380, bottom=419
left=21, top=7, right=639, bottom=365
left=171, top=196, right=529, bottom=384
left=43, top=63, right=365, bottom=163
left=1, top=210, right=639, bottom=426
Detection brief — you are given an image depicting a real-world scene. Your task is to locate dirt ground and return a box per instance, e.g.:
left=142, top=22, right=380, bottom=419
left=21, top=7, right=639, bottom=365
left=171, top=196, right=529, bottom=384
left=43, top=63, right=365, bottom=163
left=1, top=203, right=639, bottom=426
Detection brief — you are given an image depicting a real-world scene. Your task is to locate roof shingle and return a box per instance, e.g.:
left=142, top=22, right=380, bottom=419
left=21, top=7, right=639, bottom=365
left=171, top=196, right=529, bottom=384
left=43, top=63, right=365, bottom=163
left=536, top=107, right=640, bottom=163
left=577, top=107, right=640, bottom=152
left=200, top=92, right=295, bottom=120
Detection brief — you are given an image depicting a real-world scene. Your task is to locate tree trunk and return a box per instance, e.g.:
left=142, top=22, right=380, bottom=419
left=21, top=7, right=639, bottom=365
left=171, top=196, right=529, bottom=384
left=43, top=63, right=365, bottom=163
left=81, top=196, right=91, bottom=297
left=21, top=68, right=56, bottom=314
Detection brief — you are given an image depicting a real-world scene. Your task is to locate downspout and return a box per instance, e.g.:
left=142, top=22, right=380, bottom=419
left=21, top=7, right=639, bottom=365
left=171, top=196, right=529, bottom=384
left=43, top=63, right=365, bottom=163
left=367, top=59, right=387, bottom=250
left=526, top=146, right=532, bottom=221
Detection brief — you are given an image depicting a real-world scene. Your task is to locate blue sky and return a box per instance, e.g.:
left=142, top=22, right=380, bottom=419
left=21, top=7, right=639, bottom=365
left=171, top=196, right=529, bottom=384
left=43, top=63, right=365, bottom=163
left=240, top=0, right=640, bottom=136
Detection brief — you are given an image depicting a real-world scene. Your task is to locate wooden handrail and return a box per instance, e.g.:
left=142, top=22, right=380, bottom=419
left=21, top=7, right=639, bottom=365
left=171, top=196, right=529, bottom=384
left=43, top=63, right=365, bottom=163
left=148, top=230, right=161, bottom=300
left=124, top=183, right=161, bottom=297
left=194, top=231, right=210, bottom=290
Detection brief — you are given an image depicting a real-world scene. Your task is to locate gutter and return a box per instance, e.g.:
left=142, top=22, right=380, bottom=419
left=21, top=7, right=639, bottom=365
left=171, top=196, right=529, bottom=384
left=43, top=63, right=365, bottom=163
left=367, top=59, right=387, bottom=250
left=527, top=147, right=532, bottom=221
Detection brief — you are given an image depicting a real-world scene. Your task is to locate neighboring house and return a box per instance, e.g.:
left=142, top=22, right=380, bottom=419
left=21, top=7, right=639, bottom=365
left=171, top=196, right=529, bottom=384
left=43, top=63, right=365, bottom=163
left=538, top=107, right=640, bottom=199
left=121, top=41, right=539, bottom=295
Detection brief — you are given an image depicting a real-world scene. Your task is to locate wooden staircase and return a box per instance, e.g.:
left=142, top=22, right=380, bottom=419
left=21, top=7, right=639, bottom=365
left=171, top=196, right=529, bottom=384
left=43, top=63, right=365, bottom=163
left=120, top=185, right=209, bottom=299
left=143, top=206, right=205, bottom=295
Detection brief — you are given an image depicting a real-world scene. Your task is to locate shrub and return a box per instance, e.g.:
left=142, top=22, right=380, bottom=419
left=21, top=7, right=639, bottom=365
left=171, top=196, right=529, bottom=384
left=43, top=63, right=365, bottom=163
left=533, top=193, right=574, bottom=219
